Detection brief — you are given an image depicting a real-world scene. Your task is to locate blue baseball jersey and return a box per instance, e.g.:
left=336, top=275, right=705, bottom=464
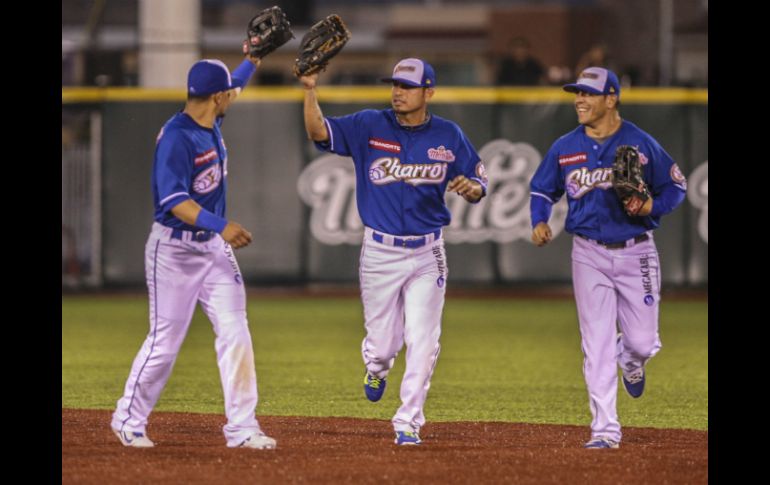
left=530, top=120, right=687, bottom=243
left=316, top=109, right=488, bottom=235
left=152, top=112, right=228, bottom=230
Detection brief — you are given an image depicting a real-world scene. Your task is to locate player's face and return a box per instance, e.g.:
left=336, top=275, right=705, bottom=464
left=574, top=91, right=614, bottom=126
left=391, top=82, right=431, bottom=115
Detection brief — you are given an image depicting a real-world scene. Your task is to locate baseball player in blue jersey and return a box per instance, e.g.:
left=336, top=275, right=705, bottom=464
left=299, top=58, right=488, bottom=445
left=529, top=67, right=688, bottom=449
left=111, top=55, right=277, bottom=449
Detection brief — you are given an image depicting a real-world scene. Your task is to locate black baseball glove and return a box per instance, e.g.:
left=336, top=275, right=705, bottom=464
left=244, top=6, right=294, bottom=59
left=611, top=145, right=651, bottom=216
left=293, top=14, right=351, bottom=77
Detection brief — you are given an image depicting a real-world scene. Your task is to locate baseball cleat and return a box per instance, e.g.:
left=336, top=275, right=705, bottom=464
left=395, top=431, right=422, bottom=445
left=584, top=437, right=619, bottom=449
left=238, top=433, right=277, bottom=449
left=364, top=372, right=387, bottom=402
left=113, top=429, right=155, bottom=448
left=622, top=368, right=646, bottom=398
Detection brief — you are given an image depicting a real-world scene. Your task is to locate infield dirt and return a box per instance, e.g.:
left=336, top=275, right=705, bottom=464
left=63, top=408, right=707, bottom=484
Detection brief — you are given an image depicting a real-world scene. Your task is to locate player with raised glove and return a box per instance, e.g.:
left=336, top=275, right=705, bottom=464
left=111, top=50, right=278, bottom=450
left=293, top=14, right=351, bottom=77
left=300, top=54, right=488, bottom=447
left=243, top=6, right=294, bottom=59
left=611, top=145, right=652, bottom=216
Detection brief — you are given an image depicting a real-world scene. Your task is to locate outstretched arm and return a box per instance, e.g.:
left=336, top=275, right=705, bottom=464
left=230, top=50, right=261, bottom=101
left=299, top=73, right=329, bottom=142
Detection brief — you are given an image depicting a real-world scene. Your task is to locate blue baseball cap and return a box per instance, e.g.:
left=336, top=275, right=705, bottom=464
left=381, top=58, right=436, bottom=88
left=563, top=67, right=620, bottom=98
left=187, top=59, right=243, bottom=96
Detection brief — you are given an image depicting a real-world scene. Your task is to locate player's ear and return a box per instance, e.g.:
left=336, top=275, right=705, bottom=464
left=217, top=90, right=232, bottom=106
left=606, top=94, right=619, bottom=109
left=424, top=88, right=435, bottom=100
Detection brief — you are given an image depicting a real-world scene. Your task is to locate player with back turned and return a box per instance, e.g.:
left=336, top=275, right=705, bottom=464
left=110, top=7, right=293, bottom=449
left=529, top=67, right=688, bottom=449
left=294, top=16, right=488, bottom=445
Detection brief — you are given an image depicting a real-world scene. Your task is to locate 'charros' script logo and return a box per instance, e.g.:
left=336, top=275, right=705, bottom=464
left=565, top=167, right=613, bottom=198
left=368, top=157, right=447, bottom=186
left=297, top=139, right=568, bottom=245
left=192, top=164, right=222, bottom=194
left=427, top=146, right=456, bottom=162
left=688, top=161, right=707, bottom=244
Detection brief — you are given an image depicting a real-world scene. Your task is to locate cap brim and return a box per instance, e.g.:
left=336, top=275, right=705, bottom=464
left=563, top=83, right=604, bottom=95
left=381, top=77, right=425, bottom=87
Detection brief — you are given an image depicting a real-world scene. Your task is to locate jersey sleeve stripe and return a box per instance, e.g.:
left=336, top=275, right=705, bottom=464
left=470, top=177, right=488, bottom=191
left=531, top=191, right=555, bottom=204
left=159, top=192, right=190, bottom=206
left=324, top=118, right=334, bottom=151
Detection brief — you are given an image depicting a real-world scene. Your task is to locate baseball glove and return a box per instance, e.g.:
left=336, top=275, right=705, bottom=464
left=293, top=14, right=351, bottom=77
left=611, top=145, right=650, bottom=216
left=244, top=6, right=294, bottom=59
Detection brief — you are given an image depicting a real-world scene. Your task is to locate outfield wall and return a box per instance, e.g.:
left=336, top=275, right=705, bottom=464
left=62, top=87, right=708, bottom=286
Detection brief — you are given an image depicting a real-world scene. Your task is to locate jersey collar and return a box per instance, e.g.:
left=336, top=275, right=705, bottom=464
left=388, top=109, right=432, bottom=132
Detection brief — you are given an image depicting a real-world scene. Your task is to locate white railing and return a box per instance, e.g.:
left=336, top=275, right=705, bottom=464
left=62, top=112, right=102, bottom=288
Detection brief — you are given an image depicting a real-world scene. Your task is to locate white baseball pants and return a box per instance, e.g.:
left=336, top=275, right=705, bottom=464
left=571, top=233, right=662, bottom=443
left=359, top=226, right=447, bottom=434
left=111, top=222, right=264, bottom=447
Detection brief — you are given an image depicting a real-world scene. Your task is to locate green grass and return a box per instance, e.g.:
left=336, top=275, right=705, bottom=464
left=62, top=296, right=707, bottom=430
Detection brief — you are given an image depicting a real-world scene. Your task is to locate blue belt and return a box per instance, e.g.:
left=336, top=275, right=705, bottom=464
left=170, top=228, right=215, bottom=242
left=372, top=230, right=441, bottom=248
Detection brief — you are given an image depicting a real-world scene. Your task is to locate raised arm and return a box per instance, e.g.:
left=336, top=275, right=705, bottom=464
left=230, top=54, right=261, bottom=102
left=299, top=73, right=329, bottom=142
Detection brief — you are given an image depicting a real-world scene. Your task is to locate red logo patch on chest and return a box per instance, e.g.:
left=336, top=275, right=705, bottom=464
left=559, top=152, right=588, bottom=166
left=368, top=138, right=401, bottom=153
left=194, top=149, right=218, bottom=166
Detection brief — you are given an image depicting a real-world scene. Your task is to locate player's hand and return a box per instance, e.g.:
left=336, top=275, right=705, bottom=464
left=623, top=196, right=653, bottom=217
left=299, top=73, right=319, bottom=90
left=531, top=222, right=552, bottom=247
left=221, top=221, right=253, bottom=249
left=446, top=175, right=482, bottom=202
left=242, top=41, right=263, bottom=66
